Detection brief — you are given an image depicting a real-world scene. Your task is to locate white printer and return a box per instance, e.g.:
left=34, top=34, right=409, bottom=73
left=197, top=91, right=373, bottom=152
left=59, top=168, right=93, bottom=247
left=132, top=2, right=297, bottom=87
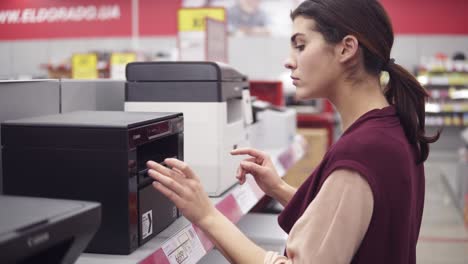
left=250, top=100, right=297, bottom=150
left=125, top=62, right=251, bottom=196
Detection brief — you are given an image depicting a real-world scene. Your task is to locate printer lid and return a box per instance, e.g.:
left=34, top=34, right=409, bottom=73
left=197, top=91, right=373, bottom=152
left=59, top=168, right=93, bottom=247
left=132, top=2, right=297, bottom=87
left=126, top=61, right=247, bottom=82
left=0, top=195, right=89, bottom=238
left=2, top=111, right=182, bottom=129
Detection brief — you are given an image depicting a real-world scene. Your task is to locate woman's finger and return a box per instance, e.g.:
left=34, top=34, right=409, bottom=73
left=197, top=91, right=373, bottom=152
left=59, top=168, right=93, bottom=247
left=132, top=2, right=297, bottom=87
left=240, top=160, right=266, bottom=176
left=147, top=160, right=185, bottom=180
left=148, top=169, right=186, bottom=197
left=152, top=181, right=184, bottom=206
left=172, top=167, right=185, bottom=178
left=164, top=158, right=198, bottom=180
left=230, top=147, right=266, bottom=161
left=236, top=166, right=246, bottom=184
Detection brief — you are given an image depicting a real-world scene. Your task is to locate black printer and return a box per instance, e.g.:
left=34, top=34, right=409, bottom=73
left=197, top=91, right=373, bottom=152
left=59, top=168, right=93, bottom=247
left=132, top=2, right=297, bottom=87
left=0, top=195, right=100, bottom=264
left=2, top=111, right=183, bottom=254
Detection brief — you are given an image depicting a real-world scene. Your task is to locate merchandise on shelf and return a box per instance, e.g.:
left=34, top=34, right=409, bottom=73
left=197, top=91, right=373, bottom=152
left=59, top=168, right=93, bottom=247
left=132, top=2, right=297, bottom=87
left=418, top=54, right=468, bottom=128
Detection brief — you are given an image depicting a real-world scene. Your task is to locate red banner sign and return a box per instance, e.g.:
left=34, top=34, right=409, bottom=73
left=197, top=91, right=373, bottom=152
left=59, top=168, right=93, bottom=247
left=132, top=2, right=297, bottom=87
left=381, top=0, right=467, bottom=35
left=0, top=0, right=132, bottom=40
left=138, top=0, right=181, bottom=36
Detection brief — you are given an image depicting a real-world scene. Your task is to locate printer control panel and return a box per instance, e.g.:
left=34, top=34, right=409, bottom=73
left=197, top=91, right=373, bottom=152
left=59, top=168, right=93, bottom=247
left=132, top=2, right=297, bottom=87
left=128, top=117, right=183, bottom=149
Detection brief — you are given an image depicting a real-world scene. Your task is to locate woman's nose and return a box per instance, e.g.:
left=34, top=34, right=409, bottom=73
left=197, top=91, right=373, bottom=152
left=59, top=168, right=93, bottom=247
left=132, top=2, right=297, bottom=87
left=284, top=57, right=296, bottom=70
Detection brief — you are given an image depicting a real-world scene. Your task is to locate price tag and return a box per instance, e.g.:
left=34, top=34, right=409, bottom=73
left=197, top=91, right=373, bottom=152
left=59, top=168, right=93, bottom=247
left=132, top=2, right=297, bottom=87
left=242, top=89, right=254, bottom=125
left=292, top=135, right=306, bottom=162
left=110, top=52, right=136, bottom=80
left=278, top=149, right=294, bottom=171
left=178, top=8, right=225, bottom=32
left=162, top=225, right=206, bottom=264
left=273, top=157, right=286, bottom=177
left=232, top=182, right=257, bottom=214
left=72, top=53, right=98, bottom=79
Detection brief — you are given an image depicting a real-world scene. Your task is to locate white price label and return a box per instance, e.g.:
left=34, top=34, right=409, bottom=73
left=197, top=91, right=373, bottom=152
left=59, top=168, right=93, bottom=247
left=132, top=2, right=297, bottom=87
left=232, top=182, right=257, bottom=214
left=162, top=225, right=206, bottom=264
left=242, top=89, right=254, bottom=125
left=273, top=158, right=286, bottom=177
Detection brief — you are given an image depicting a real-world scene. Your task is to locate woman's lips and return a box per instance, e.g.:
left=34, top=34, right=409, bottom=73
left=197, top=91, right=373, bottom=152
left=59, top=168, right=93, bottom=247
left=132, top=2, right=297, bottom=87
left=291, top=76, right=299, bottom=85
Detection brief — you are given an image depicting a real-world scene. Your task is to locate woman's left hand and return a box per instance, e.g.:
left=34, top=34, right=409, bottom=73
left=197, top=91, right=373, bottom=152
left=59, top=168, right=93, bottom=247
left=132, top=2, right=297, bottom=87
left=146, top=158, right=217, bottom=226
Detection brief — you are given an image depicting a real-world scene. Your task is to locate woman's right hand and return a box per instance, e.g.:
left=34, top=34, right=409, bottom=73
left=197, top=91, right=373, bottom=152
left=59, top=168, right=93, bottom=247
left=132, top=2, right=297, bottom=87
left=230, top=147, right=284, bottom=198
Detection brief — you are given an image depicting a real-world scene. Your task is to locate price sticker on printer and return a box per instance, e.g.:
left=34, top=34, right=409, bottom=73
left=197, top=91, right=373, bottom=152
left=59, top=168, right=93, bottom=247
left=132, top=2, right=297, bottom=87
left=162, top=225, right=206, bottom=264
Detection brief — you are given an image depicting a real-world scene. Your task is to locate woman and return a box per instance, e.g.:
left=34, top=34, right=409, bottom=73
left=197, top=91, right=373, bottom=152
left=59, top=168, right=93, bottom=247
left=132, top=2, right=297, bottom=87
left=146, top=0, right=439, bottom=263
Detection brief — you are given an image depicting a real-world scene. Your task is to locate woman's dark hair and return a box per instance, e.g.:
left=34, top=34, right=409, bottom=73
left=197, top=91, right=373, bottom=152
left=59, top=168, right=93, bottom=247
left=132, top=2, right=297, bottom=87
left=291, top=0, right=440, bottom=163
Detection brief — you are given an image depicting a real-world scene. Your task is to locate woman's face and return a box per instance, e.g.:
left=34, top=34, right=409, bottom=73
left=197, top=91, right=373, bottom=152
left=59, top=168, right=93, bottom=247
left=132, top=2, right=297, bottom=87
left=284, top=16, right=339, bottom=100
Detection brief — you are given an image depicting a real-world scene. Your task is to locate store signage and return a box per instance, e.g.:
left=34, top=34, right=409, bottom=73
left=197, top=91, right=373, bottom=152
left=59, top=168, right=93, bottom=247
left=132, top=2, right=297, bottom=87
left=72, top=53, right=98, bottom=79
left=110, top=52, right=136, bottom=80
left=177, top=7, right=225, bottom=61
left=178, top=8, right=225, bottom=32
left=138, top=0, right=181, bottom=36
left=380, top=0, right=467, bottom=35
left=0, top=0, right=131, bottom=40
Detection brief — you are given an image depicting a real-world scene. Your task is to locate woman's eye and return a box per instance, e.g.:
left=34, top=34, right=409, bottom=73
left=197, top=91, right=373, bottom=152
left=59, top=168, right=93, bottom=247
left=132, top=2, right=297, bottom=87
left=295, top=45, right=305, bottom=51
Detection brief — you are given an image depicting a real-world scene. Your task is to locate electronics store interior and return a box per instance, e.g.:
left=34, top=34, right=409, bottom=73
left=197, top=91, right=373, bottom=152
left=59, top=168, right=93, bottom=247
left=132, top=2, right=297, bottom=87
left=0, top=1, right=467, bottom=263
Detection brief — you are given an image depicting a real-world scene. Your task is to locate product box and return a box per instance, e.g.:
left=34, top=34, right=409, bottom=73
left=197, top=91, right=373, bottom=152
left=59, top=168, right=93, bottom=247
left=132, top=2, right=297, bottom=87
left=283, top=128, right=328, bottom=188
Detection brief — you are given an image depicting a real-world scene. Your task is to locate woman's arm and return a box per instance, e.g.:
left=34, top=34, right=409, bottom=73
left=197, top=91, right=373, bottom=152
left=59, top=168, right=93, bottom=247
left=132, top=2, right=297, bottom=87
left=266, top=169, right=374, bottom=263
left=147, top=159, right=372, bottom=264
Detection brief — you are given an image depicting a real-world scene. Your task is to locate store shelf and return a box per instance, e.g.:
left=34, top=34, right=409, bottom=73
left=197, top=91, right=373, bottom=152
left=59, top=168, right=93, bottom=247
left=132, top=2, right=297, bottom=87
left=76, top=135, right=306, bottom=264
left=428, top=89, right=468, bottom=100
left=425, top=102, right=468, bottom=113
left=417, top=73, right=468, bottom=87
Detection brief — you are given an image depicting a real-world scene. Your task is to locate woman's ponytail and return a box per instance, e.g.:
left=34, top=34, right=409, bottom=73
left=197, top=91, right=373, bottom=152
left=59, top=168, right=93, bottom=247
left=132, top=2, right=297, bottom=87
left=384, top=60, right=440, bottom=163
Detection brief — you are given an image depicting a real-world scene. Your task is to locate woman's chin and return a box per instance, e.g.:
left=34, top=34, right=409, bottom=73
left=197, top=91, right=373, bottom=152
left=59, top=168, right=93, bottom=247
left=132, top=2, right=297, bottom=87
left=295, top=91, right=313, bottom=101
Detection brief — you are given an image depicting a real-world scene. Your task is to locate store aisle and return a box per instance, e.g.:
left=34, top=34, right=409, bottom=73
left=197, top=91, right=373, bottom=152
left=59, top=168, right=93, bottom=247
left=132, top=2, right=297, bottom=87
left=417, top=163, right=468, bottom=263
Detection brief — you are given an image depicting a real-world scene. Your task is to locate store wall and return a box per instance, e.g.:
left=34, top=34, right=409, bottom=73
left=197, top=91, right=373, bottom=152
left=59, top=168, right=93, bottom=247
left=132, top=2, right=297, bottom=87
left=1, top=35, right=468, bottom=80
left=0, top=37, right=178, bottom=79
left=1, top=0, right=467, bottom=79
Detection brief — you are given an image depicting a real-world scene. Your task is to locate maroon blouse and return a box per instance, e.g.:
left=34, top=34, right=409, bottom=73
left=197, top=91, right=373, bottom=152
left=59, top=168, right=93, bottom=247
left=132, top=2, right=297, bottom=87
left=279, top=105, right=425, bottom=264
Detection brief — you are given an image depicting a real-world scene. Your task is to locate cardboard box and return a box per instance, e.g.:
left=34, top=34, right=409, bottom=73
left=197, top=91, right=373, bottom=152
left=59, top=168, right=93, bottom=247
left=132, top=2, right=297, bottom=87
left=283, top=128, right=328, bottom=188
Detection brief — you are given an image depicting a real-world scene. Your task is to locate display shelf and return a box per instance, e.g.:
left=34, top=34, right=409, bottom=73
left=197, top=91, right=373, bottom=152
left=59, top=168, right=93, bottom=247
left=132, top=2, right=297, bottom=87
left=76, top=135, right=306, bottom=264
left=428, top=89, right=468, bottom=100
left=417, top=75, right=468, bottom=87
left=425, top=102, right=468, bottom=113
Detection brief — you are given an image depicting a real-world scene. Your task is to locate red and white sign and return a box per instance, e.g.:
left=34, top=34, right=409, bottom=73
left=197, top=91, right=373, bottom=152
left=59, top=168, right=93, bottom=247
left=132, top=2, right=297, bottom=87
left=381, top=0, right=468, bottom=35
left=0, top=0, right=132, bottom=40
left=139, top=0, right=181, bottom=36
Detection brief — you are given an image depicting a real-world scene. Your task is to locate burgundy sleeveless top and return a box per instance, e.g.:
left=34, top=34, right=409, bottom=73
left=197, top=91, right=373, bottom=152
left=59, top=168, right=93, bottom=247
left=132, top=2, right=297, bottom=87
left=278, top=106, right=425, bottom=263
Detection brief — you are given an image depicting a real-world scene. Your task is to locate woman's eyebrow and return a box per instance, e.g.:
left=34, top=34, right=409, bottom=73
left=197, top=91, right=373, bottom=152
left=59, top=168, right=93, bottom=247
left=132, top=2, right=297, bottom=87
left=290, top=33, right=305, bottom=44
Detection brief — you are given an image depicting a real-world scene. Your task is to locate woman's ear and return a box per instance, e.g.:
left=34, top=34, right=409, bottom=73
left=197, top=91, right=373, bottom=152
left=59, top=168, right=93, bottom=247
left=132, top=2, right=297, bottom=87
left=337, top=35, right=359, bottom=63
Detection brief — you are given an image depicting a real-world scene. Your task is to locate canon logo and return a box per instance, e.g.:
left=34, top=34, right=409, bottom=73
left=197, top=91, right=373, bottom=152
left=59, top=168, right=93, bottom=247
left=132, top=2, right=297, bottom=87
left=27, top=232, right=50, bottom=248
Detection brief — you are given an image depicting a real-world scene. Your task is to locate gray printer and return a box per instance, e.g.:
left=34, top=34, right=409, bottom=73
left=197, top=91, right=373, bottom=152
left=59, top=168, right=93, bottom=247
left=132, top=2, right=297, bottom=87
left=0, top=195, right=100, bottom=264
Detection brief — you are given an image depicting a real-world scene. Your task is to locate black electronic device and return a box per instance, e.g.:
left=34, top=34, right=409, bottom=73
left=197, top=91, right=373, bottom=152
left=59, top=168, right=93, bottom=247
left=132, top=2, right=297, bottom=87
left=0, top=195, right=100, bottom=264
left=1, top=111, right=184, bottom=254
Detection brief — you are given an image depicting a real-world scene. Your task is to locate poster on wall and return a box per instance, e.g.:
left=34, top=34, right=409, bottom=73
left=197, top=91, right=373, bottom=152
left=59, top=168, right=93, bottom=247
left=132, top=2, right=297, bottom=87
left=0, top=0, right=132, bottom=40
left=182, top=0, right=302, bottom=37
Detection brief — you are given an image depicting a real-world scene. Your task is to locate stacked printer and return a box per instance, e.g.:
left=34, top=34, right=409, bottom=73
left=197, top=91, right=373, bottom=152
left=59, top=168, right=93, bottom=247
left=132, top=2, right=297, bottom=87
left=250, top=100, right=297, bottom=150
left=2, top=111, right=183, bottom=254
left=125, top=62, right=252, bottom=196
